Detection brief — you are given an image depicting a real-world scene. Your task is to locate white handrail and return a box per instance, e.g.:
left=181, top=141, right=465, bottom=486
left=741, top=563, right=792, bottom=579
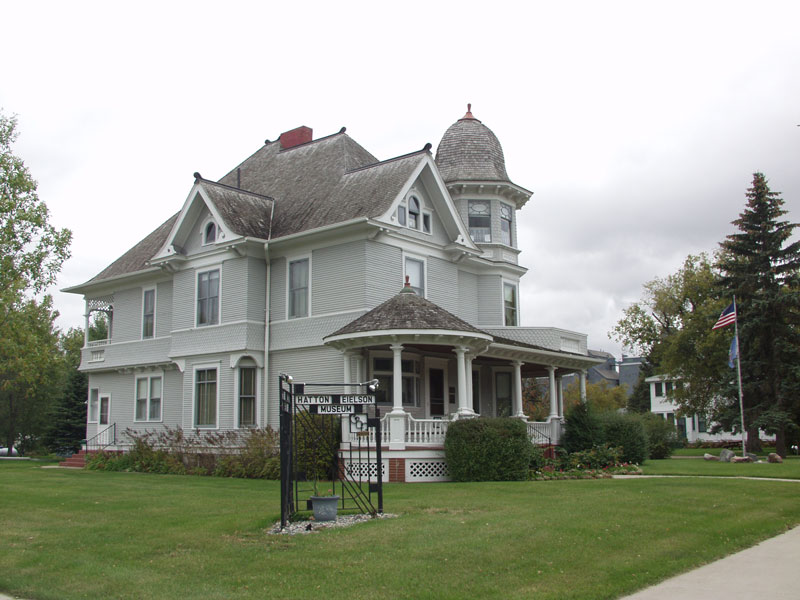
left=406, top=415, right=448, bottom=445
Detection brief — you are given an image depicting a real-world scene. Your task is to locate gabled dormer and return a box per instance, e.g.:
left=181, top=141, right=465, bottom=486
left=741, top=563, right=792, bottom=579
left=150, top=174, right=274, bottom=268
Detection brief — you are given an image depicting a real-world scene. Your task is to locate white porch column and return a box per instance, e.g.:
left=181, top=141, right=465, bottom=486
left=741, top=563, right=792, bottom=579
left=342, top=351, right=354, bottom=443
left=466, top=352, right=475, bottom=414
left=454, top=346, right=473, bottom=416
left=84, top=303, right=90, bottom=347
left=580, top=370, right=587, bottom=404
left=512, top=360, right=525, bottom=418
left=556, top=375, right=564, bottom=418
left=388, top=343, right=406, bottom=450
left=547, top=366, right=558, bottom=421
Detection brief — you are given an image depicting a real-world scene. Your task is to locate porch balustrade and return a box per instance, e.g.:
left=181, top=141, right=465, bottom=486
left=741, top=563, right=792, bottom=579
left=355, top=414, right=560, bottom=448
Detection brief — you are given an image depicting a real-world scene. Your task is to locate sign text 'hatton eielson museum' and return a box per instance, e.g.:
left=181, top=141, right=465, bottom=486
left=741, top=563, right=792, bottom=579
left=294, top=394, right=376, bottom=414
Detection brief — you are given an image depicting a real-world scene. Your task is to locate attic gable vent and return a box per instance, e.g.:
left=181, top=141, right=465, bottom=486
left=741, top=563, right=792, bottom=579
left=279, top=126, right=313, bottom=149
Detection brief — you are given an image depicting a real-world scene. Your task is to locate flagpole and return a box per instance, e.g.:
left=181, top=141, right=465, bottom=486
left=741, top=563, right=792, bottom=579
left=732, top=295, right=746, bottom=457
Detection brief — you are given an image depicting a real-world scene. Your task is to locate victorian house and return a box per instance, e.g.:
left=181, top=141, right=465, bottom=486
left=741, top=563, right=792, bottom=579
left=64, top=107, right=602, bottom=481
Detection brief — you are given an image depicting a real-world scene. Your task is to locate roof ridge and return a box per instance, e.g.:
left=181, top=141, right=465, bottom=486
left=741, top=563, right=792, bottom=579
left=276, top=127, right=348, bottom=153
left=346, top=143, right=432, bottom=174
left=194, top=173, right=275, bottom=202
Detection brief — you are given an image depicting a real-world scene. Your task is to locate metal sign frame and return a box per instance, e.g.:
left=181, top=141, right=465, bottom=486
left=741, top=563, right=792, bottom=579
left=279, top=374, right=383, bottom=529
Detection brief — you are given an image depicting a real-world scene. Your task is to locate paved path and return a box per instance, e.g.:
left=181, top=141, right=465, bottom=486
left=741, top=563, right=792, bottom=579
left=618, top=525, right=800, bottom=599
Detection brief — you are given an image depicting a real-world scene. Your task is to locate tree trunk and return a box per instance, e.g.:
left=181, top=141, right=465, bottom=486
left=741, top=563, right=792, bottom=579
left=775, top=427, right=787, bottom=458
left=746, top=426, right=762, bottom=453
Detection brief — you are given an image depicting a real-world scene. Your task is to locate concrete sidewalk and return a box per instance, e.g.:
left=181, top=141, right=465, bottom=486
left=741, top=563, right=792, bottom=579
left=619, top=525, right=800, bottom=599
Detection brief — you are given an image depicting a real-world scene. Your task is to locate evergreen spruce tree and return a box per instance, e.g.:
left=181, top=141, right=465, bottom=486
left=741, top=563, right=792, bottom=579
left=717, top=173, right=800, bottom=455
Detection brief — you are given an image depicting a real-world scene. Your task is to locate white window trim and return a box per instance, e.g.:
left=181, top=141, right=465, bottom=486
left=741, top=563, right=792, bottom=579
left=499, top=201, right=514, bottom=246
left=502, top=280, right=519, bottom=326
left=141, top=287, right=156, bottom=340
left=407, top=194, right=422, bottom=230
left=88, top=388, right=100, bottom=423
left=202, top=218, right=217, bottom=246
left=397, top=192, right=433, bottom=236
left=193, top=362, right=221, bottom=430
left=234, top=364, right=260, bottom=428
left=403, top=252, right=427, bottom=298
left=133, top=372, right=164, bottom=423
left=195, top=265, right=222, bottom=328
left=286, top=254, right=312, bottom=320
left=97, top=393, right=112, bottom=426
left=421, top=210, right=432, bottom=235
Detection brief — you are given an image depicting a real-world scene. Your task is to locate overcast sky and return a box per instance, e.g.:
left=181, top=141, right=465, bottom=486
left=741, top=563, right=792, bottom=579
left=2, top=0, right=798, bottom=358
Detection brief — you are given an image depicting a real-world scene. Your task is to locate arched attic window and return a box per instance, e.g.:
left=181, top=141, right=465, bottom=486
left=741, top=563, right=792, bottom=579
left=204, top=221, right=217, bottom=245
left=408, top=196, right=420, bottom=229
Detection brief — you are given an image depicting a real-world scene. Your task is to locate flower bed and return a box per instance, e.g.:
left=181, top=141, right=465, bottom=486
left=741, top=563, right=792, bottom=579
left=529, top=463, right=641, bottom=481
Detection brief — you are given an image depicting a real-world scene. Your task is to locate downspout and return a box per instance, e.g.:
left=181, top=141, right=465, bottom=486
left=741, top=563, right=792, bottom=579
left=264, top=241, right=271, bottom=429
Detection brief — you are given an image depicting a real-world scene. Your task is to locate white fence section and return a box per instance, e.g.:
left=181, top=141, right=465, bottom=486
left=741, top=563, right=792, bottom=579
left=406, top=416, right=448, bottom=446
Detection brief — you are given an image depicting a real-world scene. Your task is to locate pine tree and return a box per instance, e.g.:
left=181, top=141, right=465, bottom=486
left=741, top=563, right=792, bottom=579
left=718, top=173, right=800, bottom=455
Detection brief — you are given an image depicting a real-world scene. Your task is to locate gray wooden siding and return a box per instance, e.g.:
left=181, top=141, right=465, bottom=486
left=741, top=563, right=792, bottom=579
left=365, top=241, right=402, bottom=308
left=183, top=207, right=210, bottom=256
left=156, top=281, right=173, bottom=337
left=427, top=256, right=459, bottom=315
left=267, top=346, right=343, bottom=430
left=246, top=258, right=267, bottom=323
left=222, top=257, right=248, bottom=323
left=81, top=337, right=172, bottom=372
left=111, top=287, right=141, bottom=343
left=457, top=270, right=479, bottom=325
left=170, top=322, right=264, bottom=358
left=172, top=269, right=194, bottom=331
left=269, top=257, right=286, bottom=321
left=181, top=354, right=234, bottom=430
left=270, top=311, right=365, bottom=351
left=312, top=241, right=366, bottom=315
left=477, top=274, right=503, bottom=326
left=86, top=368, right=183, bottom=439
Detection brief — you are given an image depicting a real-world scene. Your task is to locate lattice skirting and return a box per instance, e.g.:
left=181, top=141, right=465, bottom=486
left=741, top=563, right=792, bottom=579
left=343, top=458, right=388, bottom=482
left=405, top=458, right=450, bottom=482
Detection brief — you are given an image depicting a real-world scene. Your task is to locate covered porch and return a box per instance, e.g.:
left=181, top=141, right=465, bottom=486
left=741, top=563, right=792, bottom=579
left=323, top=285, right=602, bottom=482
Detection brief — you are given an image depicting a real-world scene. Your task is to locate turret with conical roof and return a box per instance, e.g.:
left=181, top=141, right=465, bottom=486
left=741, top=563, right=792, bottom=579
left=435, top=105, right=532, bottom=261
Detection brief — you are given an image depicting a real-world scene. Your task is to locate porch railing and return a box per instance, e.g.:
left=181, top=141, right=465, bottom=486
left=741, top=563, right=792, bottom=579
left=406, top=416, right=448, bottom=445
left=526, top=421, right=553, bottom=445
left=86, top=423, right=116, bottom=453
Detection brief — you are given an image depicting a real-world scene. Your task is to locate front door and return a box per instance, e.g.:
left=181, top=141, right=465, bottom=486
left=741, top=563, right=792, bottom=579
left=98, top=394, right=111, bottom=444
left=429, top=368, right=445, bottom=417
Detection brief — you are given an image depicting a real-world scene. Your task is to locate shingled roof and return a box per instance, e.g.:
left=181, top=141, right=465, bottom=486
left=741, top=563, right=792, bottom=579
left=435, top=106, right=509, bottom=183
left=85, top=213, right=179, bottom=284
left=327, top=285, right=487, bottom=338
left=75, top=129, right=432, bottom=287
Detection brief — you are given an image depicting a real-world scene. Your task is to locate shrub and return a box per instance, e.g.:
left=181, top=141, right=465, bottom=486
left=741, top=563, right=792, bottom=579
left=213, top=428, right=280, bottom=479
left=642, top=413, right=679, bottom=459
left=445, top=418, right=532, bottom=481
left=600, top=412, right=648, bottom=464
left=566, top=444, right=622, bottom=470
left=562, top=402, right=603, bottom=454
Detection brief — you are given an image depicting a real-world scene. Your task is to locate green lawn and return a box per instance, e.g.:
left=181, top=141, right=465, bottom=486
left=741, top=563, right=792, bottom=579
left=1, top=461, right=799, bottom=600
left=642, top=457, right=800, bottom=479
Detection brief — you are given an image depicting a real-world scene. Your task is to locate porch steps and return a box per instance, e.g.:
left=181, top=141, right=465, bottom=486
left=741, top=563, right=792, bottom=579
left=59, top=450, right=89, bottom=468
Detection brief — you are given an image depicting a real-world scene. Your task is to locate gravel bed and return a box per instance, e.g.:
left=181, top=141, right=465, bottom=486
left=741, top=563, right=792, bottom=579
left=268, top=512, right=397, bottom=535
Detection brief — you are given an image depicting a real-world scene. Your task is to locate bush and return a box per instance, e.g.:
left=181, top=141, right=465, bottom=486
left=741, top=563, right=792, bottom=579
left=294, top=413, right=340, bottom=486
left=562, top=402, right=603, bottom=454
left=600, top=412, right=648, bottom=464
left=642, top=413, right=679, bottom=459
left=213, top=428, right=280, bottom=479
left=445, top=418, right=532, bottom=481
left=566, top=444, right=622, bottom=470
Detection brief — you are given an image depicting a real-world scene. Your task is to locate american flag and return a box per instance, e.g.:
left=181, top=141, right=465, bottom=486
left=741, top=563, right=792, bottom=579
left=712, top=302, right=737, bottom=330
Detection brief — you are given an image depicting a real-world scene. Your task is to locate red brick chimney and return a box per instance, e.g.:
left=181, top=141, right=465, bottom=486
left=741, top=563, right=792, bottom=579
left=279, top=126, right=313, bottom=149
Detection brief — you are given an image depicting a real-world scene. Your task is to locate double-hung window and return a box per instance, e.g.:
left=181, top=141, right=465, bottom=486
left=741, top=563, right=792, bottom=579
left=195, top=368, right=217, bottom=428
left=500, top=203, right=513, bottom=246
left=238, top=367, right=257, bottom=427
left=503, top=282, right=518, bottom=326
left=468, top=200, right=491, bottom=243
left=197, top=269, right=220, bottom=326
left=135, top=375, right=162, bottom=421
left=405, top=257, right=425, bottom=297
left=288, top=258, right=309, bottom=318
left=142, top=289, right=155, bottom=338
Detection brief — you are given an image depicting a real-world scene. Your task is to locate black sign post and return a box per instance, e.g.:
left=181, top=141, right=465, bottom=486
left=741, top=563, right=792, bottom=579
left=279, top=375, right=382, bottom=528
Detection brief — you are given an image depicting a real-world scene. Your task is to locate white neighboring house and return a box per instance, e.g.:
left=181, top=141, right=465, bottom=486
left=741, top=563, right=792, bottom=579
left=63, top=107, right=605, bottom=481
left=646, top=375, right=775, bottom=444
